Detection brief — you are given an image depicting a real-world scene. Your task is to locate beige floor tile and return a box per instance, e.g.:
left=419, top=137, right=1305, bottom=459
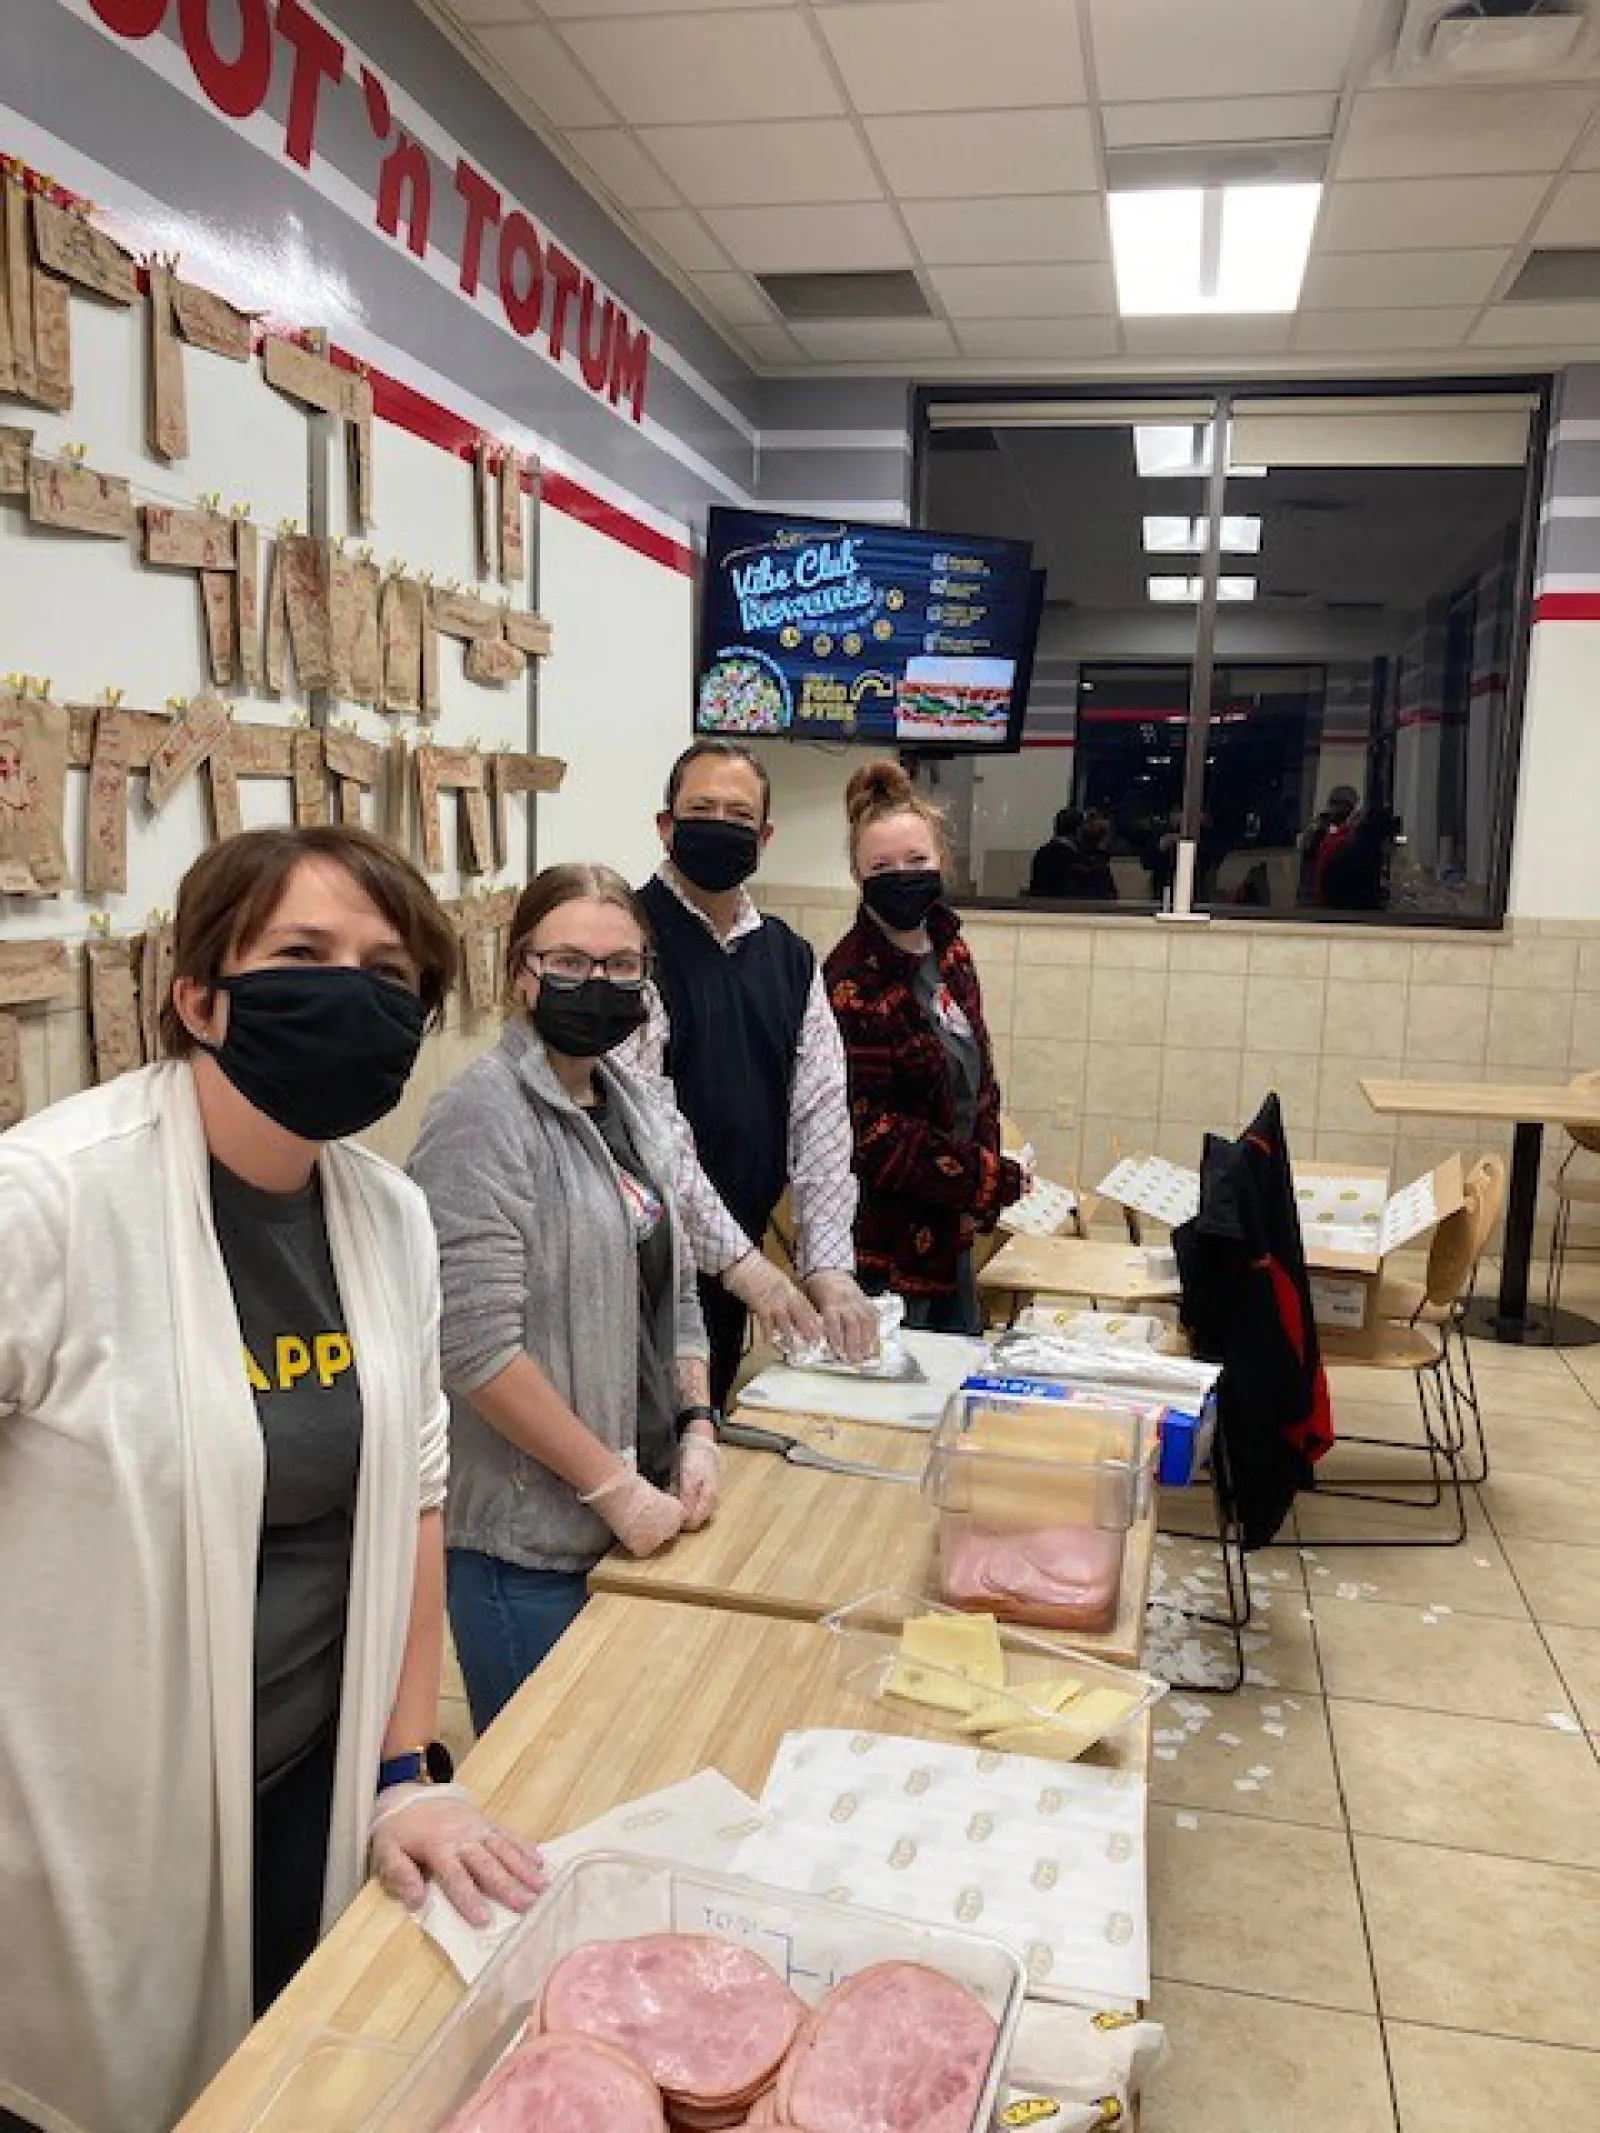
left=1312, top=1596, right=1576, bottom=1725
left=1480, top=1468, right=1600, bottom=1546
left=1150, top=1809, right=1374, bottom=2012
left=1358, top=1835, right=1600, bottom=2048
left=437, top=1695, right=476, bottom=1768
left=1476, top=1374, right=1600, bottom=1427
left=1388, top=2024, right=1600, bottom=2133
left=1143, top=1983, right=1395, bottom=2133
left=1150, top=1686, right=1343, bottom=1830
left=1477, top=1405, right=1600, bottom=1481
left=1544, top=1623, right=1600, bottom=1730
left=1290, top=1532, right=1526, bottom=1620
left=1331, top=1700, right=1600, bottom=1868
left=442, top=1634, right=465, bottom=1703
left=1296, top=1481, right=1488, bottom=1545
left=1501, top=1535, right=1600, bottom=1627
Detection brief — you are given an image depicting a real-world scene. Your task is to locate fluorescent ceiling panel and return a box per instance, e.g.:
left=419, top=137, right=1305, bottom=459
left=1147, top=576, right=1258, bottom=603
left=1133, top=423, right=1266, bottom=478
left=1109, top=183, right=1321, bottom=314
left=1143, top=514, right=1263, bottom=553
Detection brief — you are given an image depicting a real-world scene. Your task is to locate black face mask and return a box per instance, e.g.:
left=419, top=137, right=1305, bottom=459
left=533, top=977, right=650, bottom=1061
left=671, top=816, right=761, bottom=894
left=862, top=867, right=945, bottom=933
left=203, top=967, right=426, bottom=1143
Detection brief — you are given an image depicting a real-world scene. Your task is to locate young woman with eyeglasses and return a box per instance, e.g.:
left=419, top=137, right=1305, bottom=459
left=408, top=864, right=718, bottom=1729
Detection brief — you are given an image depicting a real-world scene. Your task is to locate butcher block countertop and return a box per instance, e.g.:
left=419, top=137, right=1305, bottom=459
left=977, top=1235, right=1182, bottom=1312
left=177, top=1596, right=1151, bottom=2133
left=588, top=1407, right=1158, bottom=1672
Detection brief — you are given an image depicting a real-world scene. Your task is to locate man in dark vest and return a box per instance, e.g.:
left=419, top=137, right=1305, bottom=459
left=629, top=739, right=878, bottom=1406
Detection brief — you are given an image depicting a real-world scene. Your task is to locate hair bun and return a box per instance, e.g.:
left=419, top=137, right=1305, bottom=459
left=845, top=757, right=914, bottom=824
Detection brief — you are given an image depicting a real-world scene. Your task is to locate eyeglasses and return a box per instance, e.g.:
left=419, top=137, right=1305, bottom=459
left=518, top=946, right=654, bottom=990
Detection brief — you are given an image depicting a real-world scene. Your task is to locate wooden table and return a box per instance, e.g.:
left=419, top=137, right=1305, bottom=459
left=1362, top=1076, right=1600, bottom=1346
left=178, top=1596, right=1150, bottom=2133
left=977, top=1235, right=1181, bottom=1322
left=588, top=1409, right=1158, bottom=1671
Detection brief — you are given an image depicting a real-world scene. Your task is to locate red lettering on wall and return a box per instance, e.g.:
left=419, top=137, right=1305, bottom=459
left=89, top=0, right=169, bottom=34
left=276, top=0, right=345, bottom=169
left=544, top=245, right=582, bottom=363
left=454, top=160, right=502, bottom=298
left=177, top=0, right=273, bottom=120
left=609, top=312, right=650, bottom=425
left=377, top=136, right=431, bottom=258
left=498, top=212, right=544, bottom=337
left=578, top=284, right=616, bottom=395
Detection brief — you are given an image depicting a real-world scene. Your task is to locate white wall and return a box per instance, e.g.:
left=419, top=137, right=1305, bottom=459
left=1508, top=621, right=1600, bottom=920
left=535, top=510, right=697, bottom=882
left=752, top=741, right=857, bottom=894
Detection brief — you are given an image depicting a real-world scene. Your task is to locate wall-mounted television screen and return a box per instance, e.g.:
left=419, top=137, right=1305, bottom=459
left=694, top=507, right=1042, bottom=753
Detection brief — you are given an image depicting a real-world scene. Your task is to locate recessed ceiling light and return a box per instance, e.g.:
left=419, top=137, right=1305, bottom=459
left=1133, top=423, right=1266, bottom=479
left=1143, top=514, right=1263, bottom=554
left=1147, top=576, right=1258, bottom=604
left=1110, top=184, right=1322, bottom=316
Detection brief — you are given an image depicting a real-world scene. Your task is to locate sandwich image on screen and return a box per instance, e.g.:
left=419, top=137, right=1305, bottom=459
left=895, top=655, right=1017, bottom=742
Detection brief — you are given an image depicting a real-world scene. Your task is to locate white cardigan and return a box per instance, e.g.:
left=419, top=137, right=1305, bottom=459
left=0, top=1064, right=449, bottom=2133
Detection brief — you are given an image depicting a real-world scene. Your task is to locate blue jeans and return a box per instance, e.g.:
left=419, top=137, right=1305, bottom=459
left=446, top=1549, right=590, bottom=1735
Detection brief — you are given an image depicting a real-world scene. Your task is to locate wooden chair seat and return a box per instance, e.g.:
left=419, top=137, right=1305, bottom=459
left=1555, top=1172, right=1600, bottom=1206
left=1374, top=1275, right=1452, bottom=1328
left=1322, top=1323, right=1444, bottom=1373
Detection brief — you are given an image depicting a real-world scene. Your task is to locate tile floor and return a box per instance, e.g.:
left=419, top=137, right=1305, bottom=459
left=432, top=1268, right=1600, bottom=2132
left=1142, top=1266, right=1600, bottom=2132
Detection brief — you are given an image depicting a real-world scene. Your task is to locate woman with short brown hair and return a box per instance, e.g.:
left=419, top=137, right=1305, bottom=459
left=0, top=825, right=541, bottom=2133
left=410, top=862, right=717, bottom=1731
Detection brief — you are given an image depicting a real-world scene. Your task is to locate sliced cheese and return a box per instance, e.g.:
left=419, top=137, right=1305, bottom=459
left=953, top=1675, right=1086, bottom=1737
left=984, top=1686, right=1142, bottom=1763
left=884, top=1610, right=1005, bottom=1713
left=884, top=1663, right=983, bottom=1717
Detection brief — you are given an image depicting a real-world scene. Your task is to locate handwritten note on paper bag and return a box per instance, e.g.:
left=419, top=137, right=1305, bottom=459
left=147, top=694, right=229, bottom=809
left=88, top=940, right=144, bottom=1084
left=139, top=923, right=175, bottom=1061
left=0, top=691, right=69, bottom=896
left=84, top=706, right=133, bottom=896
left=0, top=1012, right=24, bottom=1129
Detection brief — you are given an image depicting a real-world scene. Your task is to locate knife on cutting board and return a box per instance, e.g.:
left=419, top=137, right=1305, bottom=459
left=719, top=1420, right=918, bottom=1485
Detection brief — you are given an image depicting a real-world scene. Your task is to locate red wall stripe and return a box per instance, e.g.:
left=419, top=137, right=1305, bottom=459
left=1534, top=591, right=1600, bottom=623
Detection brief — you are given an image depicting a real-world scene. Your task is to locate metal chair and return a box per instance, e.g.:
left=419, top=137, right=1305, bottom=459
left=1544, top=1070, right=1600, bottom=1335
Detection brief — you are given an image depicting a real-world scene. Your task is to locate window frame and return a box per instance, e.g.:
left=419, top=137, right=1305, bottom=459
left=912, top=373, right=1554, bottom=932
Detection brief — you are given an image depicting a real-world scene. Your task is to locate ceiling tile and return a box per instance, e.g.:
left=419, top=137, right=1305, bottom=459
left=1089, top=0, right=1367, bottom=103
left=543, top=0, right=793, bottom=13
left=1120, top=315, right=1293, bottom=356
left=789, top=318, right=960, bottom=362
left=1103, top=93, right=1337, bottom=150
left=737, top=321, right=809, bottom=367
left=1336, top=86, right=1598, bottom=181
left=632, top=207, right=731, bottom=275
left=639, top=119, right=881, bottom=208
left=473, top=24, right=613, bottom=129
left=867, top=109, right=1097, bottom=199
left=817, top=0, right=1085, bottom=116
left=1293, top=309, right=1479, bottom=354
left=700, top=201, right=912, bottom=274
left=691, top=272, right=780, bottom=327
left=565, top=129, right=679, bottom=210
left=1302, top=247, right=1511, bottom=311
left=438, top=2, right=532, bottom=24
left=954, top=317, right=1120, bottom=360
left=903, top=195, right=1107, bottom=267
left=1537, top=172, right=1600, bottom=248
left=929, top=261, right=1115, bottom=319
left=559, top=12, right=842, bottom=125
left=1317, top=175, right=1552, bottom=253
left=1473, top=302, right=1600, bottom=346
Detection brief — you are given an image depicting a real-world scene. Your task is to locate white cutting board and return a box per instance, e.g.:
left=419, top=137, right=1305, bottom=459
left=737, top=1330, right=988, bottom=1431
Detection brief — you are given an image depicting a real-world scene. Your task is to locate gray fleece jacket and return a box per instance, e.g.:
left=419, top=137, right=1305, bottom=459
left=408, top=1015, right=708, bottom=1573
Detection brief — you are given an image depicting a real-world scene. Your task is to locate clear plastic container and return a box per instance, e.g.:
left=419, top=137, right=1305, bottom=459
left=823, top=1587, right=1167, bottom=1754
left=360, top=1852, right=1028, bottom=2132
left=926, top=1382, right=1159, bottom=1632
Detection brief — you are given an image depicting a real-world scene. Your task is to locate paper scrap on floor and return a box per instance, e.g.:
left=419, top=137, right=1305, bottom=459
left=417, top=1769, right=767, bottom=1982
left=730, top=1728, right=1149, bottom=2009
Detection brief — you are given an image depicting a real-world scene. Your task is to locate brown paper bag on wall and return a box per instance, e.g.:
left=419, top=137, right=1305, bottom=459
left=498, top=449, right=525, bottom=586
left=207, top=732, right=243, bottom=841
left=27, top=457, right=135, bottom=537
left=465, top=634, right=528, bottom=687
left=351, top=560, right=382, bottom=705
left=31, top=197, right=137, bottom=305
left=461, top=909, right=499, bottom=1016
left=0, top=691, right=69, bottom=896
left=84, top=704, right=133, bottom=896
left=147, top=693, right=228, bottom=808
left=143, top=505, right=234, bottom=571
left=3, top=174, right=36, bottom=401
left=421, top=597, right=441, bottom=720
left=0, top=1010, right=23, bottom=1129
left=146, top=264, right=188, bottom=462
left=292, top=728, right=328, bottom=826
left=283, top=536, right=333, bottom=693
left=474, top=441, right=496, bottom=580
left=380, top=575, right=423, bottom=714
left=201, top=570, right=235, bottom=687
left=348, top=371, right=374, bottom=529
left=0, top=940, right=72, bottom=1009
left=236, top=518, right=262, bottom=689
left=265, top=538, right=290, bottom=692
left=87, top=938, right=143, bottom=1082
left=460, top=783, right=494, bottom=876
left=32, top=271, right=72, bottom=412
left=171, top=278, right=252, bottom=360
left=413, top=745, right=444, bottom=871
left=138, top=921, right=175, bottom=1061
left=327, top=547, right=359, bottom=701
left=0, top=423, right=31, bottom=496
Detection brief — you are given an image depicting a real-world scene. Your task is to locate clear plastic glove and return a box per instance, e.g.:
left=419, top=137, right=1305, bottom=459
left=580, top=1461, right=686, bottom=1557
left=370, top=1783, right=545, bottom=1928
left=722, top=1247, right=825, bottom=1358
left=803, top=1270, right=880, bottom=1367
left=675, top=1430, right=722, bottom=1531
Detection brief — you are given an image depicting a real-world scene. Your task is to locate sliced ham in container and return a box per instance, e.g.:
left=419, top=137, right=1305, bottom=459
left=541, top=1935, right=805, bottom=2118
left=943, top=1524, right=1125, bottom=1632
left=438, top=2030, right=665, bottom=2132
left=775, top=1963, right=997, bottom=2133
